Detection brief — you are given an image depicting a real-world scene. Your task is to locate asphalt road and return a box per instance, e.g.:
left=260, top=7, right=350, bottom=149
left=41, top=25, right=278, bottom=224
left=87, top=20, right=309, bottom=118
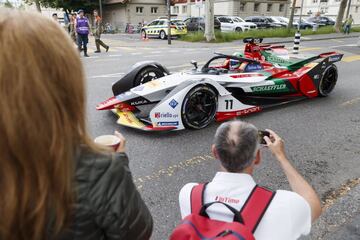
left=83, top=35, right=360, bottom=239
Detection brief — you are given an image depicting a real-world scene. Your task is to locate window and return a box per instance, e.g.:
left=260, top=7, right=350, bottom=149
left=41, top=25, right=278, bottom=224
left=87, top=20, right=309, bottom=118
left=267, top=3, right=272, bottom=12
left=356, top=6, right=359, bottom=12
left=240, top=3, right=245, bottom=12
left=151, top=7, right=158, bottom=14
left=173, top=6, right=179, bottom=14
left=182, top=5, right=187, bottom=13
left=136, top=7, right=143, bottom=14
left=254, top=3, right=260, bottom=12
left=148, top=20, right=159, bottom=26
left=279, top=4, right=284, bottom=12
left=313, top=0, right=318, bottom=3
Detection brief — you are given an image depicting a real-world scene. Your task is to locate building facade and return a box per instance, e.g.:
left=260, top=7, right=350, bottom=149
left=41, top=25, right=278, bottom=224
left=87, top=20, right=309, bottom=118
left=171, top=0, right=290, bottom=19
left=103, top=0, right=167, bottom=30
left=292, top=0, right=360, bottom=23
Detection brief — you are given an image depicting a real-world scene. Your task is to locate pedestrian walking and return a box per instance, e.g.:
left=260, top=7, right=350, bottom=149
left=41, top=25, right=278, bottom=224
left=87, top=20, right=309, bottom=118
left=344, top=15, right=354, bottom=35
left=69, top=13, right=77, bottom=43
left=76, top=9, right=90, bottom=57
left=93, top=10, right=109, bottom=53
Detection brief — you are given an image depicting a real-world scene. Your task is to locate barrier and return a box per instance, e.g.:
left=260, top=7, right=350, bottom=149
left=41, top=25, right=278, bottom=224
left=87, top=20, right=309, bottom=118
left=293, top=31, right=301, bottom=54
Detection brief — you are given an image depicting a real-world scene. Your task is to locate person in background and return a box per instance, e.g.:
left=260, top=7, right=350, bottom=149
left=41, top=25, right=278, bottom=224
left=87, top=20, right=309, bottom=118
left=0, top=9, right=153, bottom=240
left=179, top=121, right=322, bottom=240
left=93, top=10, right=109, bottom=53
left=344, top=15, right=354, bottom=35
left=76, top=9, right=90, bottom=57
left=69, top=13, right=77, bottom=43
left=52, top=13, right=58, bottom=22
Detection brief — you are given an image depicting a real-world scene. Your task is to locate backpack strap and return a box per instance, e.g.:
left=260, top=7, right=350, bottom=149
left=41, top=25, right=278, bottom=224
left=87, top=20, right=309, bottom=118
left=190, top=183, right=208, bottom=214
left=239, top=185, right=275, bottom=233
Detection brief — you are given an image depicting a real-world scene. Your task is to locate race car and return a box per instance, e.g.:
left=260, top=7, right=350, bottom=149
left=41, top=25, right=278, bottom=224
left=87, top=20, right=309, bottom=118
left=97, top=44, right=343, bottom=131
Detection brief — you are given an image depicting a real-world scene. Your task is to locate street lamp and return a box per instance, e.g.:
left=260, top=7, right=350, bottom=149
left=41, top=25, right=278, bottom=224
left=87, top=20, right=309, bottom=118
left=99, top=0, right=103, bottom=17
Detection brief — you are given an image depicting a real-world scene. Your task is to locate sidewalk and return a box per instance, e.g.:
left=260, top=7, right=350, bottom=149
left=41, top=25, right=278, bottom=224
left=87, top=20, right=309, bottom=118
left=101, top=32, right=360, bottom=48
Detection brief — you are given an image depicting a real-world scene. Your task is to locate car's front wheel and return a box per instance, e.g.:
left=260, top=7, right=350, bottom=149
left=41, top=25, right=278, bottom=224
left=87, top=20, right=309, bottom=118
left=134, top=66, right=165, bottom=86
left=141, top=30, right=147, bottom=38
left=235, top=27, right=242, bottom=32
left=318, top=64, right=338, bottom=97
left=159, top=30, right=167, bottom=40
left=182, top=85, right=218, bottom=129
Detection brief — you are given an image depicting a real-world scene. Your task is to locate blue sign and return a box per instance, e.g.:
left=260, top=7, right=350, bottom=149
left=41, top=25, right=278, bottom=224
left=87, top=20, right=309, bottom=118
left=169, top=99, right=178, bottom=109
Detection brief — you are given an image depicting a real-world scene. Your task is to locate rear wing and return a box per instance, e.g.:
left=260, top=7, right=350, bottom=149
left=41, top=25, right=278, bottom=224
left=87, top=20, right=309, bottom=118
left=287, top=52, right=343, bottom=71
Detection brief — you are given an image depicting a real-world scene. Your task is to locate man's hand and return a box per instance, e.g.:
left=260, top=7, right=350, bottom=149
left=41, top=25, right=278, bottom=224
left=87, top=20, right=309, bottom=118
left=114, top=131, right=126, bottom=153
left=263, top=129, right=287, bottom=161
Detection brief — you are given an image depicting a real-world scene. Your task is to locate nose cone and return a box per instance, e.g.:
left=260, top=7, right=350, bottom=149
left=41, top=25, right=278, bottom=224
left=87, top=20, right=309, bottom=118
left=96, top=96, right=121, bottom=110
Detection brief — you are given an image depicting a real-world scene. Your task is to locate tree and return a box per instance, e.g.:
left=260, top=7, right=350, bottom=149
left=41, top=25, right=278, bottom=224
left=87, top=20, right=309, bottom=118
left=334, top=0, right=348, bottom=32
left=204, top=0, right=215, bottom=42
left=24, top=0, right=100, bottom=13
left=4, top=0, right=14, bottom=8
left=288, top=0, right=296, bottom=29
left=34, top=0, right=41, bottom=12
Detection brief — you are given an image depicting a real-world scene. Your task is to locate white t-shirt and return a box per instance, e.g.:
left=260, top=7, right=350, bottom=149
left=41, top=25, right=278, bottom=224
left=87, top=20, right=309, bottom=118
left=179, top=172, right=311, bottom=240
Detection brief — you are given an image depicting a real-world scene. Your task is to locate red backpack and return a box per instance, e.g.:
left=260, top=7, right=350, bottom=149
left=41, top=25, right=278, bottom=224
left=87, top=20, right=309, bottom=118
left=170, top=184, right=275, bottom=240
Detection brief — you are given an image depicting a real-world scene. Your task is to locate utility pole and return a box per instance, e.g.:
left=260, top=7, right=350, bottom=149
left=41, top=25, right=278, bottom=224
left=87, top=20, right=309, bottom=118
left=297, top=0, right=304, bottom=31
left=167, top=0, right=172, bottom=45
left=204, top=0, right=215, bottom=42
left=99, top=0, right=103, bottom=17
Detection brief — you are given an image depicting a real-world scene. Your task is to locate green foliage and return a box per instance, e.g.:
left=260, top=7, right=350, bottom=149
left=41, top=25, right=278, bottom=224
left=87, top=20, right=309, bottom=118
left=180, top=26, right=360, bottom=43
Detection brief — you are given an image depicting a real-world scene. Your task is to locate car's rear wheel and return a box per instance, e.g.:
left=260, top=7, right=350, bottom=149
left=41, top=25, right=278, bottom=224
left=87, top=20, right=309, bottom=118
left=159, top=30, right=167, bottom=40
left=182, top=85, right=218, bottom=129
left=318, top=64, right=338, bottom=97
left=134, top=66, right=165, bottom=86
left=141, top=30, right=147, bottom=39
left=235, top=27, right=242, bottom=32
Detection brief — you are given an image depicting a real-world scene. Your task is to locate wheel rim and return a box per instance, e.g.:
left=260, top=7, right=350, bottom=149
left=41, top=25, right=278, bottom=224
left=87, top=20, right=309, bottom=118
left=184, top=89, right=217, bottom=128
left=160, top=32, right=165, bottom=39
left=139, top=71, right=161, bottom=85
left=320, top=67, right=337, bottom=95
left=142, top=31, right=146, bottom=37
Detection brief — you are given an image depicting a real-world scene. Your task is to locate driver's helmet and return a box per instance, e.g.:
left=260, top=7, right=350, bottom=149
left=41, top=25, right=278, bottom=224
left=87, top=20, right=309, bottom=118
left=229, top=52, right=243, bottom=70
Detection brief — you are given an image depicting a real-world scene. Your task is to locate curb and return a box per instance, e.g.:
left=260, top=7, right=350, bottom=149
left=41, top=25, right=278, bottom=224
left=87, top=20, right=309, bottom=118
left=266, top=34, right=360, bottom=45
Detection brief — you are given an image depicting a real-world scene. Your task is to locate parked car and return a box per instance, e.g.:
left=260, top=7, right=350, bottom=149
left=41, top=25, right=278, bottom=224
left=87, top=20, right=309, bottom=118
left=216, top=16, right=251, bottom=32
left=244, top=16, right=282, bottom=29
left=229, top=16, right=257, bottom=30
left=266, top=17, right=287, bottom=27
left=307, top=16, right=335, bottom=26
left=183, top=17, right=221, bottom=31
left=293, top=18, right=316, bottom=29
left=141, top=19, right=187, bottom=40
left=271, top=16, right=290, bottom=25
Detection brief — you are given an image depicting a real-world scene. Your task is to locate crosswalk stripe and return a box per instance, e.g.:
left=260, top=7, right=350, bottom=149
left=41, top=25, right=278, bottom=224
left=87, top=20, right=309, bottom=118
left=342, top=55, right=360, bottom=62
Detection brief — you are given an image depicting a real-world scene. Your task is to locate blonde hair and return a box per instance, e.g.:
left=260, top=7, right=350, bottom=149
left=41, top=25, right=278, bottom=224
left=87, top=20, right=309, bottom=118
left=0, top=9, right=98, bottom=240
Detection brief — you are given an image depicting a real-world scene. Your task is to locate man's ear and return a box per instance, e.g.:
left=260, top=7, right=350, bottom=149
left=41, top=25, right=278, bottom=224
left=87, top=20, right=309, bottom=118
left=254, top=149, right=261, bottom=165
left=211, top=144, right=219, bottom=160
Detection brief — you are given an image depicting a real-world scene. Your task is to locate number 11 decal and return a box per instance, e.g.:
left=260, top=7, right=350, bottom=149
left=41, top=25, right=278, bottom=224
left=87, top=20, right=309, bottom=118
left=225, top=99, right=233, bottom=110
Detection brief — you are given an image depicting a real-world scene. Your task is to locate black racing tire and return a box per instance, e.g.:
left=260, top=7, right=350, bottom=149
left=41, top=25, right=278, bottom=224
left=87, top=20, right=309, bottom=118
left=141, top=30, right=147, bottom=38
left=318, top=64, right=338, bottom=97
left=134, top=66, right=165, bottom=87
left=159, top=30, right=167, bottom=40
left=181, top=85, right=218, bottom=129
left=235, top=27, right=243, bottom=32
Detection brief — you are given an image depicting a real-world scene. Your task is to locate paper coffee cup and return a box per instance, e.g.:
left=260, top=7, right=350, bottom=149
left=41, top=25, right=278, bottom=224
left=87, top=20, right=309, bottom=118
left=94, top=135, right=121, bottom=151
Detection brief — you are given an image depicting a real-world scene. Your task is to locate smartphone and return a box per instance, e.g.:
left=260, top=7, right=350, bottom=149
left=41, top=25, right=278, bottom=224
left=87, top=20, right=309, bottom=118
left=258, top=130, right=270, bottom=145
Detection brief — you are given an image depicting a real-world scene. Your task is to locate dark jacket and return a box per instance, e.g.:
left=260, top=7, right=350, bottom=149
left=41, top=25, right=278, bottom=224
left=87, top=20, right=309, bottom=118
left=58, top=149, right=153, bottom=240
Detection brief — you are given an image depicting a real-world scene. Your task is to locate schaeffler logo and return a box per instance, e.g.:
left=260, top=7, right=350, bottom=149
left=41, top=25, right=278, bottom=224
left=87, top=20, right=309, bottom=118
left=154, top=112, right=179, bottom=119
left=251, top=84, right=287, bottom=93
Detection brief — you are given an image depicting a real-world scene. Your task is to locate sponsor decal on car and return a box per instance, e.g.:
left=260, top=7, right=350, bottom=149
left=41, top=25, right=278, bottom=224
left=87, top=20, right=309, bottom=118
left=251, top=84, right=288, bottom=93
left=169, top=99, right=178, bottom=109
left=157, top=121, right=179, bottom=126
left=329, top=55, right=341, bottom=62
left=236, top=106, right=261, bottom=116
left=154, top=112, right=179, bottom=118
left=130, top=99, right=149, bottom=106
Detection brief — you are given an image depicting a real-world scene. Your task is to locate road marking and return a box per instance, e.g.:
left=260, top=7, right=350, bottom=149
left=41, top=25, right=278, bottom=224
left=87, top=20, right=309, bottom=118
left=144, top=54, right=162, bottom=58
left=342, top=55, right=360, bottom=62
left=133, top=154, right=214, bottom=190
left=131, top=52, right=142, bottom=55
left=109, top=54, right=123, bottom=57
left=150, top=51, right=162, bottom=54
left=169, top=49, right=180, bottom=53
left=89, top=72, right=125, bottom=78
left=339, top=97, right=360, bottom=106
left=285, top=47, right=322, bottom=52
left=331, top=39, right=344, bottom=43
left=114, top=46, right=135, bottom=51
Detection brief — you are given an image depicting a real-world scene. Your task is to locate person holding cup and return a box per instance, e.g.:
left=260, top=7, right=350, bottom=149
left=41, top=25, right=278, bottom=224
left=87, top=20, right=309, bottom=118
left=0, top=9, right=152, bottom=240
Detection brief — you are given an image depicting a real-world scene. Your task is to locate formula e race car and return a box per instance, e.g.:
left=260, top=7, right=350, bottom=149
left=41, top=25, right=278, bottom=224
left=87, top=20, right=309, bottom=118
left=97, top=40, right=343, bottom=131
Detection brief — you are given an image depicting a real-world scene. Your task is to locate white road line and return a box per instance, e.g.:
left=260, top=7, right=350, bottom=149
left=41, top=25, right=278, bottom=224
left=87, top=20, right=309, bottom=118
left=150, top=51, right=162, bottom=54
left=131, top=52, right=142, bottom=55
left=144, top=55, right=162, bottom=58
left=89, top=72, right=125, bottom=78
left=109, top=54, right=123, bottom=57
left=169, top=50, right=180, bottom=53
